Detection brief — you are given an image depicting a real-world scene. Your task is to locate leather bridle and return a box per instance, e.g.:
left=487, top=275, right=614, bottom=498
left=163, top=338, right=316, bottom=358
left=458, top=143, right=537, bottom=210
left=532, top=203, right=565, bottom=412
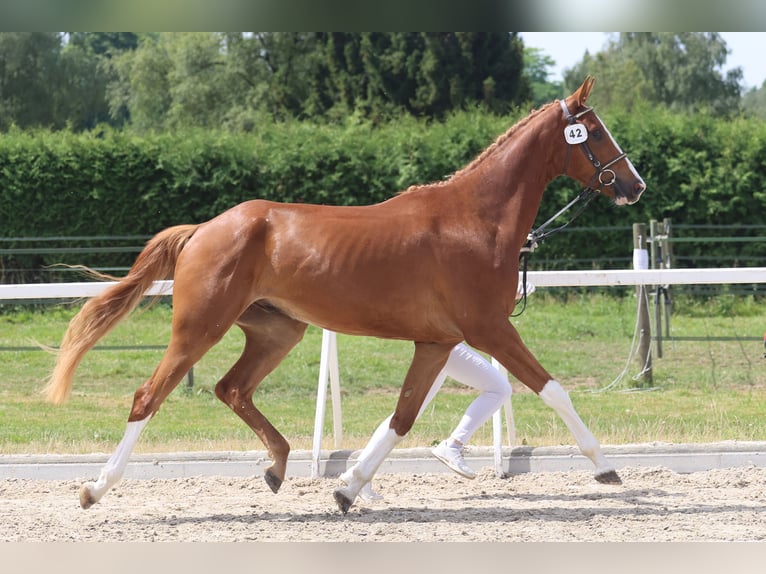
left=559, top=99, right=628, bottom=190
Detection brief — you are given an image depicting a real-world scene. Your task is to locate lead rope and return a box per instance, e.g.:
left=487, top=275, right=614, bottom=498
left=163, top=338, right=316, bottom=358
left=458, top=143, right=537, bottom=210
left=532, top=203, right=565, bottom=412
left=511, top=187, right=599, bottom=318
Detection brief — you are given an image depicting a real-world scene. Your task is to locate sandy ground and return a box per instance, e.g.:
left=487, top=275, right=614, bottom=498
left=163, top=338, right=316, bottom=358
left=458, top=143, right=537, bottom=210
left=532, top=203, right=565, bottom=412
left=2, top=464, right=766, bottom=542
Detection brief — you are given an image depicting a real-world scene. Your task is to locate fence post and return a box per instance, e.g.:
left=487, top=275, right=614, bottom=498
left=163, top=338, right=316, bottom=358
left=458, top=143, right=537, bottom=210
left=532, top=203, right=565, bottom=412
left=650, top=219, right=663, bottom=358
left=661, top=218, right=673, bottom=340
left=633, top=223, right=653, bottom=386
left=185, top=367, right=194, bottom=392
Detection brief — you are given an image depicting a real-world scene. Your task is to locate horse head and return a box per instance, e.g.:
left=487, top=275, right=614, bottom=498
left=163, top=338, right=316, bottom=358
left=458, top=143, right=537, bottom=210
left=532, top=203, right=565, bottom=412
left=560, top=77, right=646, bottom=206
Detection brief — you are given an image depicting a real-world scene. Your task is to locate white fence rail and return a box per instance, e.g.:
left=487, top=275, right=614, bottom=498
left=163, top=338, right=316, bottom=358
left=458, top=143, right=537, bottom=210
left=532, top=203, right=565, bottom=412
left=2, top=267, right=765, bottom=301
left=3, top=267, right=765, bottom=477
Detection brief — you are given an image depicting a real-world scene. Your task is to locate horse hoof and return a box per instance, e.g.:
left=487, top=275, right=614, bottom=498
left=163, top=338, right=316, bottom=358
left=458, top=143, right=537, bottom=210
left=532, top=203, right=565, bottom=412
left=264, top=470, right=283, bottom=494
left=333, top=489, right=353, bottom=515
left=79, top=483, right=96, bottom=509
left=595, top=470, right=622, bottom=485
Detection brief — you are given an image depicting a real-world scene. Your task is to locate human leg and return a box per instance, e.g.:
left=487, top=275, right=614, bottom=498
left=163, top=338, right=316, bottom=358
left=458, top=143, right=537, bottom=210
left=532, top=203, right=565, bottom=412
left=431, top=342, right=511, bottom=478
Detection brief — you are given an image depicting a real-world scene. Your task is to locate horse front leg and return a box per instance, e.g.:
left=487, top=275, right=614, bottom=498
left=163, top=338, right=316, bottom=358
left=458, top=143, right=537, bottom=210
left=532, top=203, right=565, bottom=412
left=466, top=319, right=621, bottom=484
left=538, top=379, right=620, bottom=483
left=333, top=341, right=453, bottom=514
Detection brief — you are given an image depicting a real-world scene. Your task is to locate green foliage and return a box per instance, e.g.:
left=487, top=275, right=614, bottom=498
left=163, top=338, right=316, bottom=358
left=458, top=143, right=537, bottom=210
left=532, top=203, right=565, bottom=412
left=0, top=32, right=756, bottom=134
left=68, top=32, right=139, bottom=55
left=742, top=80, right=766, bottom=119
left=101, top=32, right=530, bottom=130
left=565, top=33, right=742, bottom=115
left=3, top=104, right=766, bottom=278
left=0, top=32, right=117, bottom=131
left=523, top=46, right=564, bottom=106
left=0, top=33, right=63, bottom=129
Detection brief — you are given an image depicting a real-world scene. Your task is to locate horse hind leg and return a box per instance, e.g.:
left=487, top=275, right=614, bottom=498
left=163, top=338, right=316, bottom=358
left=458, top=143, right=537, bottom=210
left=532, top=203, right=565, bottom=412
left=79, top=416, right=152, bottom=509
left=79, top=343, right=204, bottom=509
left=214, top=305, right=308, bottom=494
left=79, top=297, right=246, bottom=508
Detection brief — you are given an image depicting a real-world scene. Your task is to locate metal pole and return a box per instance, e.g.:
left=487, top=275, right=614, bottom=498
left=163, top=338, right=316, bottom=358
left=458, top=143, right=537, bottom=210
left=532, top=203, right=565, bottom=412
left=650, top=219, right=663, bottom=358
left=662, top=218, right=673, bottom=339
left=633, top=223, right=653, bottom=386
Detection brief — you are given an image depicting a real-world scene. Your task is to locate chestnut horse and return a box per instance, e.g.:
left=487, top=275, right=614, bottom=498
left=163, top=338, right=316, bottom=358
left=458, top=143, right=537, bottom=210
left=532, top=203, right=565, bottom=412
left=45, top=77, right=645, bottom=513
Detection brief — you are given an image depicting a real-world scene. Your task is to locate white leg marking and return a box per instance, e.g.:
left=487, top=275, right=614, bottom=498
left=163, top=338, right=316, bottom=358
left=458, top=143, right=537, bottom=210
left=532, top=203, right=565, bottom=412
left=339, top=365, right=450, bottom=493
left=336, top=428, right=403, bottom=504
left=80, top=416, right=151, bottom=508
left=538, top=380, right=614, bottom=476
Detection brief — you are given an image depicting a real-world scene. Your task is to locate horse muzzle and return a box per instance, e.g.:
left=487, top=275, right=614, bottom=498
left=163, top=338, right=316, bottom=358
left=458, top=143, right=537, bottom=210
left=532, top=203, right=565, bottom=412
left=612, top=179, right=646, bottom=206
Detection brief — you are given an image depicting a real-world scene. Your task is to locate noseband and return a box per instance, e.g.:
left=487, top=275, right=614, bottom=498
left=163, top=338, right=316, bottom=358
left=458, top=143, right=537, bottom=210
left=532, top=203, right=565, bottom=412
left=559, top=99, right=627, bottom=190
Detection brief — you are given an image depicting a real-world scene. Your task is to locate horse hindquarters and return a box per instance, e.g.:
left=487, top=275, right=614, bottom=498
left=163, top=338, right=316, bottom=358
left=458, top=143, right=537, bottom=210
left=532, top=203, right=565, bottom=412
left=79, top=231, right=267, bottom=508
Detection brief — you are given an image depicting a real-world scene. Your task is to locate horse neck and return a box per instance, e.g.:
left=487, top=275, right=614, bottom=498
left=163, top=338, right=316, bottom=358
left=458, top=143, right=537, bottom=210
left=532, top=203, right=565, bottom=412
left=455, top=103, right=567, bottom=238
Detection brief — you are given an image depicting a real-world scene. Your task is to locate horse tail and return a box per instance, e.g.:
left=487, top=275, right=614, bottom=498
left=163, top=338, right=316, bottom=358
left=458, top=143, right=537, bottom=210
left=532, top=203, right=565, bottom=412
left=44, top=224, right=199, bottom=404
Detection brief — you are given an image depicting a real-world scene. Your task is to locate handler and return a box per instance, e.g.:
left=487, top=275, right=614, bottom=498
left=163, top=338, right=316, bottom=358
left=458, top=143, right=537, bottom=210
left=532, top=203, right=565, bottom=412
left=341, top=281, right=535, bottom=499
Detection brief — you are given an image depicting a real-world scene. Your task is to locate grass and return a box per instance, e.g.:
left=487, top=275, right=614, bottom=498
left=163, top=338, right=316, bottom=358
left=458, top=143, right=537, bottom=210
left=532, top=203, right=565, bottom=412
left=1, top=290, right=766, bottom=455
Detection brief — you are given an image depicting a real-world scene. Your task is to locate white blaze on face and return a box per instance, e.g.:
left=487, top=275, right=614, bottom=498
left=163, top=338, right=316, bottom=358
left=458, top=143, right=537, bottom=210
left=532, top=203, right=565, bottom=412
left=596, top=112, right=646, bottom=203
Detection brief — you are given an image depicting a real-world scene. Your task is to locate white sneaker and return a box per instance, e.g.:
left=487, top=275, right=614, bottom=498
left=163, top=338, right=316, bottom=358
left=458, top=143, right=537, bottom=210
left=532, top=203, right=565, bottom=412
left=358, top=482, right=384, bottom=501
left=431, top=440, right=477, bottom=479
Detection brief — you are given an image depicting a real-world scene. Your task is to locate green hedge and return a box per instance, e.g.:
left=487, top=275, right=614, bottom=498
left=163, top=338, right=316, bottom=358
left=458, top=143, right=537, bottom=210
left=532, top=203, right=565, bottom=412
left=2, top=106, right=766, bottom=279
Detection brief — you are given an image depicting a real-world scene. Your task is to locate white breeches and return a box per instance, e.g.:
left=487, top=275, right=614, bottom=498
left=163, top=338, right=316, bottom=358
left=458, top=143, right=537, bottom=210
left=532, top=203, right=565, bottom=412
left=351, top=342, right=510, bottom=462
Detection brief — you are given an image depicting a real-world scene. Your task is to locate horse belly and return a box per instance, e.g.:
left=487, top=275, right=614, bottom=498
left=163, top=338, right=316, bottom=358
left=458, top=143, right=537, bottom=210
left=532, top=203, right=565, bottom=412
left=262, top=278, right=454, bottom=342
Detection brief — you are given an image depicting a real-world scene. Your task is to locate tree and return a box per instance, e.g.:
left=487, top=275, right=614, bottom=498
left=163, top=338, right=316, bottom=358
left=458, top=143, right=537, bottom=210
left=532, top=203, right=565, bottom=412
left=67, top=33, right=139, bottom=57
left=104, top=32, right=532, bottom=130
left=564, top=33, right=742, bottom=115
left=58, top=38, right=118, bottom=129
left=414, top=32, right=530, bottom=117
left=164, top=33, right=236, bottom=129
left=0, top=33, right=135, bottom=131
left=105, top=33, right=324, bottom=130
left=245, top=33, right=325, bottom=120
left=106, top=34, right=173, bottom=130
left=0, top=32, right=62, bottom=129
left=742, top=81, right=766, bottom=119
left=523, top=46, right=564, bottom=106
left=316, top=32, right=529, bottom=121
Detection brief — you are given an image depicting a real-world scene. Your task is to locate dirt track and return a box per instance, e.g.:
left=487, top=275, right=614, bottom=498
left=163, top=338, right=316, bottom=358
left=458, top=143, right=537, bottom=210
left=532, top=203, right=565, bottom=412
left=2, top=465, right=766, bottom=542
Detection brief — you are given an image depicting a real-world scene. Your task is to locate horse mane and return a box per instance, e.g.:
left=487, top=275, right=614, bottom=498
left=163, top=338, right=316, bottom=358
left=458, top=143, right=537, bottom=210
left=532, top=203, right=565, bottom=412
left=399, top=100, right=557, bottom=195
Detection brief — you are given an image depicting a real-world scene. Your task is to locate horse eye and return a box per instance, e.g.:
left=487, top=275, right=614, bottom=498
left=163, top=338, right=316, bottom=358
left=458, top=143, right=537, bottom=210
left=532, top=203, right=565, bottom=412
left=591, top=129, right=603, bottom=140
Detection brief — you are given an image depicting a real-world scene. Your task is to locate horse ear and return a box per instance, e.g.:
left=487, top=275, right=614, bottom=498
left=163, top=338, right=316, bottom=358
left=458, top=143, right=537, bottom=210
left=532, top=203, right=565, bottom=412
left=575, top=76, right=596, bottom=106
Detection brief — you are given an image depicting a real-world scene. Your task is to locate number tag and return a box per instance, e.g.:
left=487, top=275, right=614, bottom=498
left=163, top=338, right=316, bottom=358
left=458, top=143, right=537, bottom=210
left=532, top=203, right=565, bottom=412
left=564, top=124, right=588, bottom=144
